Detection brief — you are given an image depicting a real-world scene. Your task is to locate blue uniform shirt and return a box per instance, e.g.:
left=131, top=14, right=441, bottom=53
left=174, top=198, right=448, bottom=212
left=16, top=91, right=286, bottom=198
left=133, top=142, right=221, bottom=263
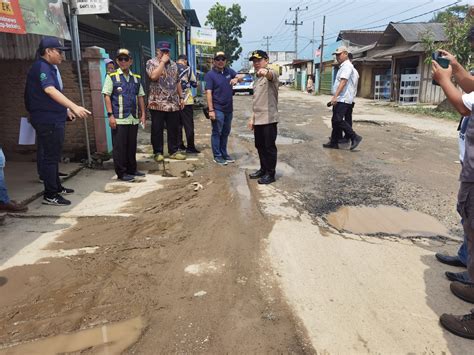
left=204, top=67, right=237, bottom=113
left=25, top=58, right=67, bottom=124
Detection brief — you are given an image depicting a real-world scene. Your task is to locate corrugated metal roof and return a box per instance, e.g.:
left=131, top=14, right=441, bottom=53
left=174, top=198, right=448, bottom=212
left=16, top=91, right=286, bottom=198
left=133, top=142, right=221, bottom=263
left=372, top=43, right=425, bottom=58
left=389, top=22, right=446, bottom=42
left=0, top=33, right=42, bottom=60
left=337, top=30, right=384, bottom=46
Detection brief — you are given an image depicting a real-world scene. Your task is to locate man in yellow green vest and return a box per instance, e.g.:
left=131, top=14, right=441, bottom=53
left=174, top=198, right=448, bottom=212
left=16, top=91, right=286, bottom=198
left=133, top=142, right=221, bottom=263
left=102, top=48, right=146, bottom=182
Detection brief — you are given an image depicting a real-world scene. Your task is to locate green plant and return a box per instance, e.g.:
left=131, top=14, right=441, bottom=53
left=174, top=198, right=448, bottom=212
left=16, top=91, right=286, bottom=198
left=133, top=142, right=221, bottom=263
left=205, top=3, right=246, bottom=65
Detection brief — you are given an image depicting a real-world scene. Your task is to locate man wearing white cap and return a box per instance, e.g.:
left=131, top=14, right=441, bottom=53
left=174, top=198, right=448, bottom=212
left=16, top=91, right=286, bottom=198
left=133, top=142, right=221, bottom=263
left=323, top=46, right=362, bottom=150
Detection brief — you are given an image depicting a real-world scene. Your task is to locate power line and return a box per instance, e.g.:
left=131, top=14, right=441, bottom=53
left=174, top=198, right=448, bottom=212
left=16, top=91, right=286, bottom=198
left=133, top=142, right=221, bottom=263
left=322, top=1, right=461, bottom=42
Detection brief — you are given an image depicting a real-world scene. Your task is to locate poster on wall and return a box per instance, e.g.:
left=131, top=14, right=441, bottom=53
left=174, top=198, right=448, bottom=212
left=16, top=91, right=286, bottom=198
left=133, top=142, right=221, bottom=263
left=0, top=0, right=26, bottom=34
left=72, top=0, right=109, bottom=15
left=190, top=27, right=216, bottom=47
left=19, top=0, right=71, bottom=40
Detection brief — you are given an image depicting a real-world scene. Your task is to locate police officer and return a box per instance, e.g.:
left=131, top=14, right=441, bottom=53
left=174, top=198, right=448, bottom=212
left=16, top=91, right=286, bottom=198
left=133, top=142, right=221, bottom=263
left=102, top=48, right=146, bottom=182
left=25, top=36, right=90, bottom=206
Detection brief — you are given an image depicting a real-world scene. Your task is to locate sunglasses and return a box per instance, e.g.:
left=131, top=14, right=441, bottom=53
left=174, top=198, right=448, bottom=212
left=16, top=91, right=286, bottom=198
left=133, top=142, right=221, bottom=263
left=215, top=57, right=226, bottom=62
left=52, top=48, right=63, bottom=54
left=117, top=57, right=130, bottom=62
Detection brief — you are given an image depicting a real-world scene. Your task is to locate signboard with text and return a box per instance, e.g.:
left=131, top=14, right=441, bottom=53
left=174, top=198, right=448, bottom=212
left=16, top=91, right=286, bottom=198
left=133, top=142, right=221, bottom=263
left=20, top=0, right=71, bottom=40
left=190, top=27, right=216, bottom=47
left=0, top=0, right=26, bottom=34
left=73, top=0, right=109, bottom=15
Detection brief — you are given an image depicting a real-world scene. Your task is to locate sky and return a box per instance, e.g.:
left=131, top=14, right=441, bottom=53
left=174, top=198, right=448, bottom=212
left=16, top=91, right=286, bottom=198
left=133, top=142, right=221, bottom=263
left=190, top=0, right=472, bottom=70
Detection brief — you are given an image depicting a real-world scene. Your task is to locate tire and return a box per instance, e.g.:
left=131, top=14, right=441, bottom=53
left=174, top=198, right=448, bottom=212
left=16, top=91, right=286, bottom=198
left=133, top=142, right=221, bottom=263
left=249, top=90, right=254, bottom=95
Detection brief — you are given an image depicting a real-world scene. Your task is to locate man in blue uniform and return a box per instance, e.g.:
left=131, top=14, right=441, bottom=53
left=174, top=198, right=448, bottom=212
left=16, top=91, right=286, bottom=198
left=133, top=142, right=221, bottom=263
left=102, top=48, right=146, bottom=182
left=25, top=37, right=90, bottom=206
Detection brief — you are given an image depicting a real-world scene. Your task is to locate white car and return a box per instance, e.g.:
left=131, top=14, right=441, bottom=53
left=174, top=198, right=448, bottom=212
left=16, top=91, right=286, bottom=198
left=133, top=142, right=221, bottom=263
left=233, top=73, right=254, bottom=95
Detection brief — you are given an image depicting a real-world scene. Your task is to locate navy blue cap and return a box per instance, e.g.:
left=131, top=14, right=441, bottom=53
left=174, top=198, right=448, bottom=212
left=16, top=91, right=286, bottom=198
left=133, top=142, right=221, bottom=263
left=157, top=41, right=171, bottom=51
left=39, top=36, right=70, bottom=51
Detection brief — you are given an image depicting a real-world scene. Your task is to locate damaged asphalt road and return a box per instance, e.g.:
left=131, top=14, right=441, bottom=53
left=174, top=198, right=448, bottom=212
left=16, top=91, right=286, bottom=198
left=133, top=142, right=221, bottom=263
left=0, top=87, right=472, bottom=354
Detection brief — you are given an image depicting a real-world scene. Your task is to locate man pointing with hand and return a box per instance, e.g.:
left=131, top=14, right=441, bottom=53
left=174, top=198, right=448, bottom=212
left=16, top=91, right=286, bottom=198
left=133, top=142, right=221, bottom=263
left=25, top=36, right=91, bottom=206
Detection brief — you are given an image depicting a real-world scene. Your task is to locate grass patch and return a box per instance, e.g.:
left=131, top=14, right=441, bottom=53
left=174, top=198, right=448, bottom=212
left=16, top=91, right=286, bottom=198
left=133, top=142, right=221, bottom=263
left=392, top=105, right=460, bottom=121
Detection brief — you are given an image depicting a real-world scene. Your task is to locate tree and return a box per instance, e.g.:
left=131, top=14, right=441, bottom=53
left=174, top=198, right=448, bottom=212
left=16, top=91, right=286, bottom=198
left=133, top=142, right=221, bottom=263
left=431, top=5, right=468, bottom=23
left=423, top=5, right=473, bottom=69
left=205, top=3, right=246, bottom=65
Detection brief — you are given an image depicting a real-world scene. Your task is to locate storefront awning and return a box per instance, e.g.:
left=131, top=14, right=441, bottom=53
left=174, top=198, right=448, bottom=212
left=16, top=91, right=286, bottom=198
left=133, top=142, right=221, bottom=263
left=101, top=0, right=185, bottom=31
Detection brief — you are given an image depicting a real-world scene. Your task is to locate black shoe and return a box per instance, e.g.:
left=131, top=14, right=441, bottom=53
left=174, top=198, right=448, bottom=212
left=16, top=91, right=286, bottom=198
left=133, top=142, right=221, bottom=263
left=435, top=253, right=466, bottom=267
left=179, top=144, right=187, bottom=151
left=42, top=194, right=71, bottom=206
left=186, top=147, right=201, bottom=154
left=258, top=174, right=276, bottom=185
left=440, top=310, right=474, bottom=339
left=130, top=171, right=146, bottom=177
left=446, top=271, right=473, bottom=285
left=249, top=169, right=265, bottom=179
left=119, top=174, right=135, bottom=182
left=323, top=142, right=339, bottom=149
left=338, top=137, right=350, bottom=144
left=350, top=135, right=362, bottom=150
left=59, top=187, right=74, bottom=195
left=58, top=172, right=68, bottom=177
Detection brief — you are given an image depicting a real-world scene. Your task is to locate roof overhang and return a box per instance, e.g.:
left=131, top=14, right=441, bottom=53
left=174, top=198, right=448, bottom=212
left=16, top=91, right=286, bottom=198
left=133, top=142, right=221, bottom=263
left=100, top=0, right=185, bottom=31
left=182, top=9, right=200, bottom=27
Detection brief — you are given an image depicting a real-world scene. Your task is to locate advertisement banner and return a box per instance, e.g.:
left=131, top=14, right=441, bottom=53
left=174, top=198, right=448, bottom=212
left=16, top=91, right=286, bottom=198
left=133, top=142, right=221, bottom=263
left=20, top=0, right=71, bottom=40
left=0, top=0, right=26, bottom=34
left=190, top=27, right=216, bottom=47
left=73, top=0, right=109, bottom=15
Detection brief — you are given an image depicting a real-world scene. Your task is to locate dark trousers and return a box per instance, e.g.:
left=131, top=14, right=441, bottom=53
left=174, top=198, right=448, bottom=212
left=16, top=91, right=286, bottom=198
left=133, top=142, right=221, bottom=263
left=331, top=103, right=356, bottom=144
left=254, top=123, right=278, bottom=177
left=457, top=182, right=474, bottom=281
left=32, top=122, right=64, bottom=198
left=338, top=102, right=355, bottom=140
left=111, top=124, right=138, bottom=178
left=150, top=110, right=179, bottom=155
left=178, top=105, right=196, bottom=149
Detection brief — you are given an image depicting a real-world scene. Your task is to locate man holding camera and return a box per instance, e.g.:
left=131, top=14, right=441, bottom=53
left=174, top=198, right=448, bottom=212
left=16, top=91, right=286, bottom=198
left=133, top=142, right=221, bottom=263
left=432, top=25, right=474, bottom=339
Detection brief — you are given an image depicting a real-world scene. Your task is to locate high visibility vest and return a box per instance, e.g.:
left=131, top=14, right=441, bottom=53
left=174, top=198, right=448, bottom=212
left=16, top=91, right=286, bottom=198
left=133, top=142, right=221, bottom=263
left=109, top=71, right=141, bottom=121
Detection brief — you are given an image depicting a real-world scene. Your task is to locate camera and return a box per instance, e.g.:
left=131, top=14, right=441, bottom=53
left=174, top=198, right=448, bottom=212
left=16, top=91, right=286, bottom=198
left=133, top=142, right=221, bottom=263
left=432, top=52, right=450, bottom=86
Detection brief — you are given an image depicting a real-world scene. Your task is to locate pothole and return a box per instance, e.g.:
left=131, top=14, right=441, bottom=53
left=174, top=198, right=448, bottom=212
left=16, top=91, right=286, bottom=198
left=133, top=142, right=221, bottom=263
left=325, top=205, right=450, bottom=238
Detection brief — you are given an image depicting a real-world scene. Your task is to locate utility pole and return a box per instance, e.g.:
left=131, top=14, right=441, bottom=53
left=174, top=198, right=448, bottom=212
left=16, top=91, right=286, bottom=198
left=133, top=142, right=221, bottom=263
left=263, top=36, right=272, bottom=53
left=318, top=15, right=326, bottom=93
left=285, top=6, right=308, bottom=58
left=311, top=21, right=315, bottom=60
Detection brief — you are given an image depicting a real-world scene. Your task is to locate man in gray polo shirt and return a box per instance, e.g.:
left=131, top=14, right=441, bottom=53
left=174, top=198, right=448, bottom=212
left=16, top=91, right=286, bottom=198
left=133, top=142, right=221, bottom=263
left=247, top=50, right=279, bottom=184
left=323, top=46, right=362, bottom=150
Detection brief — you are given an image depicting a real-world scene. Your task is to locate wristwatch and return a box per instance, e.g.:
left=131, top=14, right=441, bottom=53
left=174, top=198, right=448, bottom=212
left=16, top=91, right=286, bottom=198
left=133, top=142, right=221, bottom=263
left=107, top=112, right=113, bottom=117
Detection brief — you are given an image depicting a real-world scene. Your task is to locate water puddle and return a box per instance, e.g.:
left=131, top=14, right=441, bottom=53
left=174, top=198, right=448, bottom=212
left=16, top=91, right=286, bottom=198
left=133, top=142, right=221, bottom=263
left=0, top=317, right=144, bottom=354
left=238, top=133, right=303, bottom=145
left=325, top=205, right=449, bottom=238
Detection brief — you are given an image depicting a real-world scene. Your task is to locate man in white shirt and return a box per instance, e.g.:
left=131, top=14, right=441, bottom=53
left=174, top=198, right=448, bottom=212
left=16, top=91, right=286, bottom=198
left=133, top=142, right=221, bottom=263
left=323, top=46, right=362, bottom=150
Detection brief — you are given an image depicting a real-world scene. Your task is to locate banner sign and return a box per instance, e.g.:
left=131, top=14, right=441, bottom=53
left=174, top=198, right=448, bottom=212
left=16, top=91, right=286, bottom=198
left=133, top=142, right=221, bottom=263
left=73, top=0, right=109, bottom=15
left=20, top=0, right=71, bottom=40
left=0, top=0, right=26, bottom=34
left=190, top=27, right=216, bottom=47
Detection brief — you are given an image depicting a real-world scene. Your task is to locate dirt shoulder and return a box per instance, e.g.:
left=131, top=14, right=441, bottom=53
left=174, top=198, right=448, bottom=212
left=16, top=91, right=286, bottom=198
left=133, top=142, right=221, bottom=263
left=0, top=114, right=312, bottom=353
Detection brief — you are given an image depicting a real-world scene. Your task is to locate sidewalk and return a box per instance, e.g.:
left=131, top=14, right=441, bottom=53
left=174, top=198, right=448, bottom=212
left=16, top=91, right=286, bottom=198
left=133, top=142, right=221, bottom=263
left=3, top=161, right=82, bottom=204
